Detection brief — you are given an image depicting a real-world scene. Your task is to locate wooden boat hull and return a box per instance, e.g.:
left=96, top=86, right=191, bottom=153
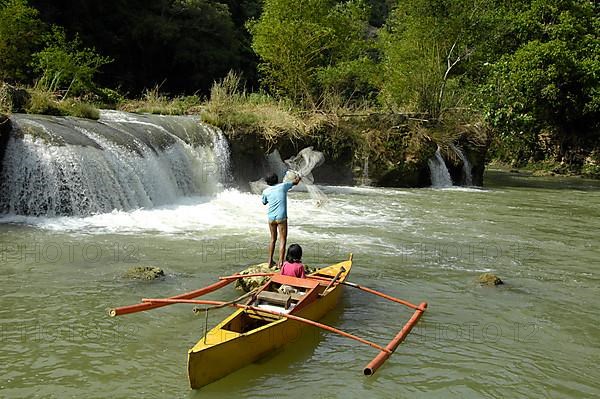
left=187, top=258, right=351, bottom=389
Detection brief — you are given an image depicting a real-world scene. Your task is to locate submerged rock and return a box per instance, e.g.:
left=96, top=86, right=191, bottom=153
left=124, top=266, right=165, bottom=280
left=478, top=273, right=504, bottom=286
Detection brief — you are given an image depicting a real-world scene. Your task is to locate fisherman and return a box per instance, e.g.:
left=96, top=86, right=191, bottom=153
left=262, top=172, right=301, bottom=267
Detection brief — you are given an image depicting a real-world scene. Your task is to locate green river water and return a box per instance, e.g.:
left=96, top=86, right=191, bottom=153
left=1, top=170, right=599, bottom=398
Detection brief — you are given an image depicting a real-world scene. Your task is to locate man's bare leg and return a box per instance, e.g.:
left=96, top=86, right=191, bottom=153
left=268, top=221, right=278, bottom=266
left=277, top=221, right=288, bottom=268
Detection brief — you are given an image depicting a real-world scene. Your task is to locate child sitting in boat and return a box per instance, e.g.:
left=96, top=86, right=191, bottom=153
left=280, top=244, right=306, bottom=279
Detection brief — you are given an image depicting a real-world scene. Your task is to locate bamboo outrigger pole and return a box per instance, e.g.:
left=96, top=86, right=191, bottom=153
left=140, top=297, right=392, bottom=354
left=308, top=276, right=422, bottom=310
left=336, top=281, right=427, bottom=375
left=363, top=301, right=427, bottom=375
left=341, top=281, right=422, bottom=310
left=109, top=273, right=274, bottom=317
left=307, top=274, right=428, bottom=374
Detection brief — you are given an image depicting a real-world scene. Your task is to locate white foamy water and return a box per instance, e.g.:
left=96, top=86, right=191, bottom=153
left=0, top=187, right=412, bottom=236
left=0, top=112, right=230, bottom=216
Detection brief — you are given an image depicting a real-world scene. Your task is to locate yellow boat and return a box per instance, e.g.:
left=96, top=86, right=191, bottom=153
left=110, top=252, right=427, bottom=389
left=187, top=255, right=353, bottom=389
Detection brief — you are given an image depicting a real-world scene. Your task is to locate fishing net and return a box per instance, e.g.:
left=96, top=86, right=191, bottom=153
left=283, top=147, right=328, bottom=206
left=251, top=147, right=328, bottom=206
left=283, top=147, right=325, bottom=184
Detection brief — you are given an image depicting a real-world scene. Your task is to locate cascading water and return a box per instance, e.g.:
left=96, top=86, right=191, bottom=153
left=450, top=143, right=473, bottom=186
left=427, top=147, right=453, bottom=187
left=0, top=111, right=231, bottom=216
left=357, top=155, right=371, bottom=186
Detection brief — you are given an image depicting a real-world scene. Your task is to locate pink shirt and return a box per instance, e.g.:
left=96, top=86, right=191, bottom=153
left=280, top=261, right=306, bottom=278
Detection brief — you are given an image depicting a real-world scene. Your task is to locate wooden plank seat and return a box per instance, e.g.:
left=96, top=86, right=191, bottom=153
left=257, top=291, right=292, bottom=309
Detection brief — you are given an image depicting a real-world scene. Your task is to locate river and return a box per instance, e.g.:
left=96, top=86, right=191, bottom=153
left=1, top=170, right=599, bottom=398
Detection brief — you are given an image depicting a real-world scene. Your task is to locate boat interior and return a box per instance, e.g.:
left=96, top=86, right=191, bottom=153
left=221, top=274, right=325, bottom=333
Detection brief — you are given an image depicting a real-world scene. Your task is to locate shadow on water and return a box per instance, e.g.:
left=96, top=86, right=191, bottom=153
left=485, top=170, right=600, bottom=191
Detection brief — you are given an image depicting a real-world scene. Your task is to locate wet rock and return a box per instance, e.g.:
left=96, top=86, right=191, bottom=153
left=478, top=273, right=504, bottom=286
left=124, top=266, right=165, bottom=280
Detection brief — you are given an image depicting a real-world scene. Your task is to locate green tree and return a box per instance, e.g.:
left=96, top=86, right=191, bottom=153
left=378, top=0, right=499, bottom=117
left=32, top=26, right=112, bottom=97
left=248, top=0, right=372, bottom=106
left=482, top=0, right=600, bottom=163
left=0, top=0, right=45, bottom=81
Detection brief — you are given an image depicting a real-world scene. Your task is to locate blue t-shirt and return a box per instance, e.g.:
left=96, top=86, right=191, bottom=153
left=262, top=182, right=294, bottom=221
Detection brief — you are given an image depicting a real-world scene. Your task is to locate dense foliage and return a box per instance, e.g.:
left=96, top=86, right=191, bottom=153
left=33, top=26, right=112, bottom=97
left=0, top=0, right=44, bottom=81
left=9, top=1, right=255, bottom=94
left=0, top=0, right=598, bottom=170
left=248, top=0, right=375, bottom=106
left=482, top=0, right=600, bottom=164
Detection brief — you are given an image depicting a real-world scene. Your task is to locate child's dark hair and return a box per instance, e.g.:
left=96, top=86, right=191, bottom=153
left=265, top=173, right=278, bottom=186
left=285, top=244, right=302, bottom=263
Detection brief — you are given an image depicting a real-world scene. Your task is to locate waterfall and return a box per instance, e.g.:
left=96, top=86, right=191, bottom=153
left=450, top=143, right=473, bottom=186
left=357, top=155, right=371, bottom=186
left=0, top=111, right=231, bottom=216
left=427, top=147, right=453, bottom=187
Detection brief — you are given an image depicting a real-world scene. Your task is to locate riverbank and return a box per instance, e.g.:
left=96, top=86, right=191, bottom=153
left=488, top=158, right=600, bottom=180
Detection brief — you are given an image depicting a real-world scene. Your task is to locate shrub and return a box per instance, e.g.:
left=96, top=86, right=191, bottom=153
left=32, top=26, right=112, bottom=98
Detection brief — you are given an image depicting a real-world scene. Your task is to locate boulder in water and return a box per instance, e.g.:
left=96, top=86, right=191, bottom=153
left=478, top=273, right=503, bottom=286
left=124, top=266, right=165, bottom=280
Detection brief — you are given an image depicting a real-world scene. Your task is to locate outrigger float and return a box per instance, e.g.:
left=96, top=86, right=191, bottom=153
left=109, top=254, right=427, bottom=389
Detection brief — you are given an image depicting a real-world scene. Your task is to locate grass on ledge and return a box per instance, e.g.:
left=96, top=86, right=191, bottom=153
left=118, top=86, right=203, bottom=115
left=201, top=72, right=340, bottom=144
left=1, top=82, right=101, bottom=119
left=26, top=89, right=100, bottom=119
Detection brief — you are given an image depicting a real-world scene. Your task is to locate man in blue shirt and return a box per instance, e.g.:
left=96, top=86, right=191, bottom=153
left=262, top=172, right=301, bottom=267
